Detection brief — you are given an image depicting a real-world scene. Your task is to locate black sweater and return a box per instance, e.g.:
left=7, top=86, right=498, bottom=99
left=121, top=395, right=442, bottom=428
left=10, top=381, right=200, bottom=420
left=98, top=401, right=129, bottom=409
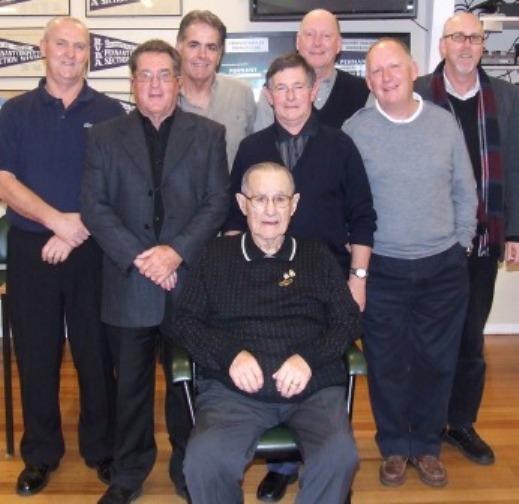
left=173, top=233, right=361, bottom=403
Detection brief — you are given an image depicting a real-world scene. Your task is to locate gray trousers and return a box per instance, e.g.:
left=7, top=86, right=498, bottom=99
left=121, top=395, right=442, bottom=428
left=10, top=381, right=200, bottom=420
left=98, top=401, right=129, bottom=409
left=184, top=380, right=358, bottom=504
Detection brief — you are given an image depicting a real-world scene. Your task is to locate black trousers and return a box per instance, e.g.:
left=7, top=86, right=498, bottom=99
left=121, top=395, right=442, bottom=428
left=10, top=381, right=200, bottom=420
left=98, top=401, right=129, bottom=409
left=7, top=227, right=115, bottom=466
left=448, top=254, right=498, bottom=429
left=363, top=245, right=468, bottom=457
left=106, top=323, right=192, bottom=491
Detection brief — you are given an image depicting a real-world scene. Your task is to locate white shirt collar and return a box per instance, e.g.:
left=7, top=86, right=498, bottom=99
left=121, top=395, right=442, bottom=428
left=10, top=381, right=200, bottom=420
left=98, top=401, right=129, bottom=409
left=375, top=92, right=424, bottom=124
left=443, top=71, right=480, bottom=100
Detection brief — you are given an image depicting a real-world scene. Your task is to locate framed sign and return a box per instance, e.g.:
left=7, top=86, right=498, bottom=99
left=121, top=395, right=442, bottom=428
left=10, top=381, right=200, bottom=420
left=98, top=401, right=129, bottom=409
left=0, top=28, right=44, bottom=77
left=0, top=0, right=69, bottom=16
left=89, top=29, right=176, bottom=78
left=218, top=32, right=410, bottom=100
left=86, top=0, right=181, bottom=17
left=337, top=32, right=411, bottom=77
left=220, top=32, right=296, bottom=101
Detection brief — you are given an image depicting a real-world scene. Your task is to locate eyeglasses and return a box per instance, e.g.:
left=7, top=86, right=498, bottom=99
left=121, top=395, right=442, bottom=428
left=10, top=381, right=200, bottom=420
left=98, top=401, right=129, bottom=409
left=442, top=32, right=487, bottom=45
left=134, top=70, right=177, bottom=83
left=241, top=193, right=294, bottom=209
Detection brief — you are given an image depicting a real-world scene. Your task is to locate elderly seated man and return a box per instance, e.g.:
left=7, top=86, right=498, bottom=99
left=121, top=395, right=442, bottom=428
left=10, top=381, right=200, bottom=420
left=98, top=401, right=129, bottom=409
left=172, top=162, right=360, bottom=504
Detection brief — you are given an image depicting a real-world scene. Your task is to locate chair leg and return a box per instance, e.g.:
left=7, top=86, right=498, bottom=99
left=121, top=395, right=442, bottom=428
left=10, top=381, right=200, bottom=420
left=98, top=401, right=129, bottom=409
left=183, top=381, right=196, bottom=426
left=347, top=375, right=356, bottom=423
left=2, top=292, right=14, bottom=456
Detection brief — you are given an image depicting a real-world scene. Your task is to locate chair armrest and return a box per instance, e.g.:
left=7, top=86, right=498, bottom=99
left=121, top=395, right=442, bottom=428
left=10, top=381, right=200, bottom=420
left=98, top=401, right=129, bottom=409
left=171, top=346, right=193, bottom=383
left=345, top=342, right=367, bottom=377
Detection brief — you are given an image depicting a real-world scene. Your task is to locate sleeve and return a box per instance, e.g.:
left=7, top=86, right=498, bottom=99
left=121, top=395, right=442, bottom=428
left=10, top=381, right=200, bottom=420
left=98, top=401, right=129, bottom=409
left=80, top=125, right=147, bottom=272
left=502, top=83, right=519, bottom=239
left=220, top=140, right=249, bottom=233
left=340, top=133, right=377, bottom=247
left=172, top=247, right=243, bottom=372
left=450, top=122, right=478, bottom=248
left=253, top=88, right=274, bottom=132
left=291, top=244, right=362, bottom=370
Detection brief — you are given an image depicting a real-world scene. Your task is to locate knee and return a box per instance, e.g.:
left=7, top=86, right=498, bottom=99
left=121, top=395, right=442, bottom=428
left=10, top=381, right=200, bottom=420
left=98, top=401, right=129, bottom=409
left=184, top=431, right=241, bottom=483
left=310, top=429, right=359, bottom=476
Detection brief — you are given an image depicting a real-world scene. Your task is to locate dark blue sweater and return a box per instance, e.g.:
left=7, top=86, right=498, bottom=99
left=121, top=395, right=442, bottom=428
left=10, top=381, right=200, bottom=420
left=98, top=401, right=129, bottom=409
left=221, top=115, right=376, bottom=272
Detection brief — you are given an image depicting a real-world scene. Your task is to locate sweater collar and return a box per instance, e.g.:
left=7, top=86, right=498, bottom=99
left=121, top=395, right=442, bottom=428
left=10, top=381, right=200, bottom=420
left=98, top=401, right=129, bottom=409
left=241, top=232, right=297, bottom=262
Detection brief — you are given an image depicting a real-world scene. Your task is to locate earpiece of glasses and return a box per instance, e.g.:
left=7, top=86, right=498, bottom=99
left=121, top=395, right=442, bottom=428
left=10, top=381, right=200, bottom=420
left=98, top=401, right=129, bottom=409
left=443, top=32, right=487, bottom=45
left=134, top=70, right=176, bottom=82
left=242, top=194, right=294, bottom=209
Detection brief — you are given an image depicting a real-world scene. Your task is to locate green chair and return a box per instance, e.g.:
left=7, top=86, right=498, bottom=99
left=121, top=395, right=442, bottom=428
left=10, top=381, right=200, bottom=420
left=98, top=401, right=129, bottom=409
left=172, top=341, right=367, bottom=498
left=0, top=213, right=14, bottom=456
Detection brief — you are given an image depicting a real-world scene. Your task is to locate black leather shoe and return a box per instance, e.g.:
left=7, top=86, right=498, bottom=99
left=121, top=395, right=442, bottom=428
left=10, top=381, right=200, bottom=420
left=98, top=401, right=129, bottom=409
left=16, top=463, right=58, bottom=496
left=87, top=458, right=112, bottom=485
left=256, top=471, right=298, bottom=502
left=443, top=426, right=495, bottom=465
left=98, top=485, right=142, bottom=504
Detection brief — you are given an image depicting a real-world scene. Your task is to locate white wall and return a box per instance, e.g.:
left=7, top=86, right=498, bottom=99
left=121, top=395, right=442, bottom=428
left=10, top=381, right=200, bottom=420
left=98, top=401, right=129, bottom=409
left=0, top=0, right=517, bottom=333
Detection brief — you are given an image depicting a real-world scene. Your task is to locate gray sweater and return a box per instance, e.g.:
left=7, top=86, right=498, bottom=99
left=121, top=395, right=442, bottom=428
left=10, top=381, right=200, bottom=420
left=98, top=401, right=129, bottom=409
left=343, top=99, right=477, bottom=259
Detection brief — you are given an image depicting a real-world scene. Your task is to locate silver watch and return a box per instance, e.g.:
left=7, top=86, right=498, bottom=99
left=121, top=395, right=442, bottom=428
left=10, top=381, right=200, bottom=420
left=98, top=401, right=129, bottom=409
left=350, top=267, right=368, bottom=279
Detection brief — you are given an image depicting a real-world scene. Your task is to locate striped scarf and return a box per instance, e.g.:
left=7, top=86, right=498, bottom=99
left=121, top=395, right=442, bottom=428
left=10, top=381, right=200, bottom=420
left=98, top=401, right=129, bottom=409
left=430, top=61, right=503, bottom=256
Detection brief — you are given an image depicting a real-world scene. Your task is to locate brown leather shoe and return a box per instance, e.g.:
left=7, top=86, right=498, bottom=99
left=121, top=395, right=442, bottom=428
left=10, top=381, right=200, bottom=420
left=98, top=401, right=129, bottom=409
left=379, top=456, right=408, bottom=486
left=410, top=455, right=447, bottom=487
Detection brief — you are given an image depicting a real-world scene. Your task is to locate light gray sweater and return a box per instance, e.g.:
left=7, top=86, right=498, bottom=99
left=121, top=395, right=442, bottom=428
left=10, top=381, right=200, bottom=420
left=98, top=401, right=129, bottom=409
left=343, top=99, right=477, bottom=260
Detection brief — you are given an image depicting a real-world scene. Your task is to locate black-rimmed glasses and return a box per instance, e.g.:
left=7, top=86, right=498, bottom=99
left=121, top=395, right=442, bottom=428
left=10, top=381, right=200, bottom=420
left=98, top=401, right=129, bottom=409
left=442, top=32, right=487, bottom=45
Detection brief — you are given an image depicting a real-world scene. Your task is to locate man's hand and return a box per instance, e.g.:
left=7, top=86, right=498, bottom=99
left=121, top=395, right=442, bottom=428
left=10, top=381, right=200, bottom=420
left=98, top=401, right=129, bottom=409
left=505, top=242, right=519, bottom=265
left=348, top=275, right=366, bottom=311
left=229, top=351, right=264, bottom=394
left=41, top=235, right=74, bottom=264
left=49, top=212, right=90, bottom=248
left=134, top=245, right=182, bottom=287
left=273, top=354, right=312, bottom=399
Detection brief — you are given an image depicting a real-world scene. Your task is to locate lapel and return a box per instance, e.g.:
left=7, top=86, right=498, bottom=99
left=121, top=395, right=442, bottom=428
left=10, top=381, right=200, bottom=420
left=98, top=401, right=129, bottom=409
left=162, top=109, right=196, bottom=180
left=117, top=110, right=152, bottom=183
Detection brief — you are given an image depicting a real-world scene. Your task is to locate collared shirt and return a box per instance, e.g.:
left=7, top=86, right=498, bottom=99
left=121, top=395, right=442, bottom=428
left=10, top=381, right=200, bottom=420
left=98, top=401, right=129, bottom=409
left=444, top=71, right=481, bottom=101
left=178, top=73, right=256, bottom=168
left=139, top=111, right=175, bottom=238
left=241, top=232, right=297, bottom=262
left=0, top=78, right=125, bottom=233
left=274, top=114, right=320, bottom=170
left=314, top=68, right=338, bottom=109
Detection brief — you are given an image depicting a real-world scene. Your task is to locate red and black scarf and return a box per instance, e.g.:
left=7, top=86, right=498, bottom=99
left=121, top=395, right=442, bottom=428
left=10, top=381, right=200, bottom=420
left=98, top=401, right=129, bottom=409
left=430, top=61, right=503, bottom=256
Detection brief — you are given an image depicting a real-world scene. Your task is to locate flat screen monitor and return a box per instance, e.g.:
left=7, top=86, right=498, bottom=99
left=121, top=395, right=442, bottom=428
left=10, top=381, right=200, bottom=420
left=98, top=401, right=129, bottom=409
left=250, top=0, right=417, bottom=20
left=219, top=31, right=411, bottom=100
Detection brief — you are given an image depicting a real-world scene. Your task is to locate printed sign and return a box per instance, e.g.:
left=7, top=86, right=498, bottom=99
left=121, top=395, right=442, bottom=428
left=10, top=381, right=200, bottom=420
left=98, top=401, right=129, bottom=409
left=0, top=29, right=44, bottom=77
left=0, top=0, right=69, bottom=16
left=86, top=0, right=181, bottom=17
left=89, top=29, right=176, bottom=78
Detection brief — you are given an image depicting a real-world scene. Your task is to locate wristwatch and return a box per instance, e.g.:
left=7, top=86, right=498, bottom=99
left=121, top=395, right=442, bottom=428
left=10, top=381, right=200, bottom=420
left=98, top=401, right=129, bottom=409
left=350, top=267, right=369, bottom=279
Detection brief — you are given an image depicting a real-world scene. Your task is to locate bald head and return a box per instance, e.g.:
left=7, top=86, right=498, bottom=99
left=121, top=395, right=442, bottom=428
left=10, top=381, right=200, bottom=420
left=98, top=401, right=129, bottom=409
left=442, top=12, right=483, bottom=37
left=296, top=9, right=342, bottom=79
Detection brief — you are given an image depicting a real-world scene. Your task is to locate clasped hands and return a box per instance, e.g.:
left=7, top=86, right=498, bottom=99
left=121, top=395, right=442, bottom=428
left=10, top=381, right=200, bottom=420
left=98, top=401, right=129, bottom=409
left=41, top=212, right=90, bottom=264
left=229, top=351, right=312, bottom=399
left=134, top=244, right=181, bottom=291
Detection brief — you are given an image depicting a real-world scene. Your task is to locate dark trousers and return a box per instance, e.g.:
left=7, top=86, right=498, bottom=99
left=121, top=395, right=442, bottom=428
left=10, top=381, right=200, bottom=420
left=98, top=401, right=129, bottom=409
left=363, top=245, right=468, bottom=457
left=184, top=381, right=358, bottom=504
left=106, top=323, right=192, bottom=491
left=7, top=228, right=115, bottom=466
left=448, top=254, right=498, bottom=429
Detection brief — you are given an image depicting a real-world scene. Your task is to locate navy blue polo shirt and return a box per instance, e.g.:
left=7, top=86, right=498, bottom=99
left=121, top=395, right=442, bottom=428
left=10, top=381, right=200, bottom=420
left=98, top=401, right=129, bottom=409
left=0, top=78, right=125, bottom=233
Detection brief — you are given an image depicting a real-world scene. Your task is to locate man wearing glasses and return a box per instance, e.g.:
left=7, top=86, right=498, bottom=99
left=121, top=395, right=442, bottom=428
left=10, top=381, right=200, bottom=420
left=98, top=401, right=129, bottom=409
left=222, top=54, right=375, bottom=503
left=415, top=12, right=519, bottom=466
left=175, top=162, right=360, bottom=504
left=81, top=39, right=229, bottom=504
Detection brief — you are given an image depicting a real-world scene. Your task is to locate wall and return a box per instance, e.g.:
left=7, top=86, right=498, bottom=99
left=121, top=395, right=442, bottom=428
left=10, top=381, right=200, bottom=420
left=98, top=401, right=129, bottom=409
left=0, top=0, right=517, bottom=333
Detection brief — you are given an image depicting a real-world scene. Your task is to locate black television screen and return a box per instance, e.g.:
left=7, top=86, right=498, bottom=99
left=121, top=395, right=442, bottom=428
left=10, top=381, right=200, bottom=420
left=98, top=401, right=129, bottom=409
left=250, top=0, right=417, bottom=21
left=219, top=31, right=411, bottom=101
